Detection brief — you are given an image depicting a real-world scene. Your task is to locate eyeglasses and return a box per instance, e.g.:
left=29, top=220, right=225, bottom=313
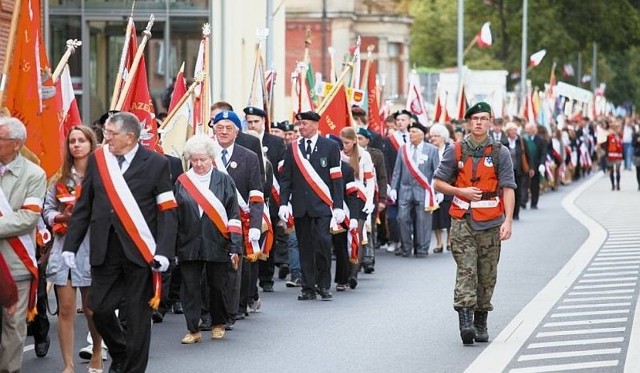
left=469, top=116, right=491, bottom=123
left=103, top=129, right=128, bottom=137
left=0, top=137, right=16, bottom=141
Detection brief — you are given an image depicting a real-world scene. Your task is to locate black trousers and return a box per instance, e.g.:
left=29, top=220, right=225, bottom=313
left=331, top=231, right=349, bottom=285
left=89, top=231, right=153, bottom=373
left=294, top=214, right=332, bottom=292
left=513, top=170, right=523, bottom=218
left=258, top=224, right=288, bottom=287
left=180, top=260, right=227, bottom=332
left=27, top=261, right=49, bottom=345
left=159, top=260, right=181, bottom=314
left=240, top=259, right=259, bottom=311
left=529, top=172, right=541, bottom=207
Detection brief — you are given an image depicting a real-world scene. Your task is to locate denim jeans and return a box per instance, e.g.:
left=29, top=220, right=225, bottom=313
left=287, top=230, right=301, bottom=278
left=624, top=143, right=634, bottom=170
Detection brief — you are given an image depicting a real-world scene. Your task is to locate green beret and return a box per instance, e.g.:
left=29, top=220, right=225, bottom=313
left=464, top=102, right=492, bottom=119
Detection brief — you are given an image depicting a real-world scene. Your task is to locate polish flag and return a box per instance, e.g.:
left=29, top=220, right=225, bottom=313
left=529, top=49, right=547, bottom=68
left=58, top=65, right=82, bottom=137
left=477, top=22, right=492, bottom=48
left=405, top=72, right=429, bottom=125
left=562, top=63, right=574, bottom=77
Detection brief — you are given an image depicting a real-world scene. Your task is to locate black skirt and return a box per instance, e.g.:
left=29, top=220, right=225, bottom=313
left=431, top=200, right=452, bottom=230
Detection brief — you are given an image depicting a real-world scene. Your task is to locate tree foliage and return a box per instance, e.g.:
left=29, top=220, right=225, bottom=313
left=409, top=0, right=640, bottom=106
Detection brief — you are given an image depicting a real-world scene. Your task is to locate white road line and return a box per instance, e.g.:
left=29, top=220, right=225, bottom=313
left=573, top=283, right=636, bottom=289
left=509, top=360, right=619, bottom=373
left=625, top=282, right=640, bottom=372
left=551, top=310, right=630, bottom=318
left=517, top=348, right=620, bottom=362
left=544, top=318, right=628, bottom=327
left=583, top=271, right=639, bottom=277
left=563, top=296, right=633, bottom=302
left=591, top=261, right=640, bottom=266
left=535, top=327, right=625, bottom=338
left=598, top=252, right=640, bottom=256
left=594, top=256, right=640, bottom=261
left=557, top=302, right=631, bottom=310
left=579, top=277, right=638, bottom=283
left=568, top=289, right=635, bottom=296
left=601, top=249, right=640, bottom=253
left=587, top=266, right=640, bottom=271
left=527, top=337, right=624, bottom=349
left=464, top=174, right=606, bottom=373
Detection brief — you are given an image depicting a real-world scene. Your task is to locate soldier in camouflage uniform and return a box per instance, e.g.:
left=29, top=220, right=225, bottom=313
left=433, top=102, right=516, bottom=345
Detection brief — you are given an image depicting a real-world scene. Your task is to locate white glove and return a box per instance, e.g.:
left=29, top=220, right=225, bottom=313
left=538, top=164, right=545, bottom=174
left=278, top=205, right=291, bottom=222
left=362, top=201, right=375, bottom=214
left=332, top=208, right=346, bottom=224
left=248, top=228, right=261, bottom=242
left=153, top=255, right=170, bottom=272
left=435, top=192, right=444, bottom=204
left=388, top=189, right=397, bottom=203
left=349, top=218, right=359, bottom=230
left=62, top=251, right=76, bottom=269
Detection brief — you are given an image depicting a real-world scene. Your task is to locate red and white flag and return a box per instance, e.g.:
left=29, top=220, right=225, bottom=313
left=529, top=49, right=547, bottom=68
left=455, top=83, right=468, bottom=120
left=477, top=22, right=492, bottom=48
left=318, top=83, right=351, bottom=136
left=405, top=72, right=429, bottom=124
left=161, top=63, right=193, bottom=160
left=58, top=65, right=83, bottom=138
left=562, top=63, right=575, bottom=77
left=291, top=64, right=315, bottom=121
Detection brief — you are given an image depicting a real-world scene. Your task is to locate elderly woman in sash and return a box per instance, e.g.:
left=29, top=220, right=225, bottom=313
left=43, top=126, right=104, bottom=373
left=174, top=135, right=242, bottom=344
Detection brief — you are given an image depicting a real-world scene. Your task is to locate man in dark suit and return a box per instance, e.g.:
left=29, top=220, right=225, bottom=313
left=278, top=111, right=345, bottom=301
left=501, top=122, right=529, bottom=220
left=212, top=110, right=264, bottom=325
left=352, top=105, right=384, bottom=151
left=62, top=112, right=177, bottom=373
left=243, top=106, right=288, bottom=292
left=522, top=123, right=548, bottom=209
left=491, top=118, right=506, bottom=143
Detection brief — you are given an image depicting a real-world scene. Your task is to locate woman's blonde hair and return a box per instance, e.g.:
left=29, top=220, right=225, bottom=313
left=340, top=127, right=360, bottom=179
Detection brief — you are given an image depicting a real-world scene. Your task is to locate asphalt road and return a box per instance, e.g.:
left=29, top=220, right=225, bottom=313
left=23, top=172, right=630, bottom=373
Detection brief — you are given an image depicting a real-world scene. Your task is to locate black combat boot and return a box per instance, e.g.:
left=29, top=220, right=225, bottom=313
left=362, top=246, right=375, bottom=274
left=457, top=308, right=475, bottom=345
left=474, top=311, right=489, bottom=342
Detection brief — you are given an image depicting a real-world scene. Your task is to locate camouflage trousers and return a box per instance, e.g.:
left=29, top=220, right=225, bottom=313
left=450, top=218, right=501, bottom=311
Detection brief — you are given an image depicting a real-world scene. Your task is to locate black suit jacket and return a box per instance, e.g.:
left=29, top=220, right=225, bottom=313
left=236, top=132, right=266, bottom=190
left=501, top=135, right=529, bottom=176
left=280, top=136, right=344, bottom=218
left=262, top=133, right=286, bottom=179
left=225, top=144, right=264, bottom=230
left=341, top=161, right=361, bottom=214
left=366, top=147, right=387, bottom=202
left=165, top=154, right=184, bottom=186
left=524, top=134, right=548, bottom=172
left=368, top=129, right=384, bottom=152
left=63, top=146, right=178, bottom=267
left=382, top=133, right=407, bottom=186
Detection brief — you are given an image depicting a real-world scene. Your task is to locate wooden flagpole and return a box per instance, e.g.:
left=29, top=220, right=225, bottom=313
left=159, top=71, right=205, bottom=130
left=463, top=35, right=478, bottom=57
left=0, top=0, right=23, bottom=111
left=200, top=23, right=211, bottom=133
left=52, top=39, right=82, bottom=83
left=110, top=17, right=134, bottom=109
left=316, top=63, right=353, bottom=115
left=360, top=45, right=375, bottom=92
left=115, top=14, right=154, bottom=110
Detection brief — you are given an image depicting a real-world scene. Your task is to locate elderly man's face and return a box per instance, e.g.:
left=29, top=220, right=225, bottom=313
left=215, top=120, right=238, bottom=148
left=0, top=125, right=21, bottom=163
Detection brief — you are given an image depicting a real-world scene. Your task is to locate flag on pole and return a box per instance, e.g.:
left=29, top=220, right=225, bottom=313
left=192, top=24, right=211, bottom=135
left=4, top=0, right=62, bottom=177
left=477, top=22, right=492, bottom=48
left=161, top=64, right=192, bottom=162
left=58, top=65, right=82, bottom=137
left=455, top=83, right=468, bottom=120
left=168, top=63, right=187, bottom=112
left=110, top=18, right=135, bottom=109
left=351, top=36, right=362, bottom=90
left=291, top=63, right=315, bottom=121
left=247, top=32, right=269, bottom=126
left=529, top=49, right=547, bottom=68
left=562, top=63, right=574, bottom=77
left=366, top=62, right=382, bottom=134
left=318, top=82, right=351, bottom=136
left=405, top=72, right=429, bottom=125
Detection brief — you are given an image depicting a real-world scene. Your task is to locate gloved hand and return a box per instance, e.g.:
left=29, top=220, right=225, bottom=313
left=435, top=192, right=444, bottom=204
left=538, top=164, right=545, bottom=174
left=388, top=189, right=397, bottom=203
left=278, top=205, right=291, bottom=222
left=362, top=201, right=375, bottom=214
left=248, top=228, right=261, bottom=242
left=332, top=208, right=346, bottom=224
left=62, top=251, right=76, bottom=269
left=153, top=255, right=170, bottom=272
left=349, top=218, right=359, bottom=230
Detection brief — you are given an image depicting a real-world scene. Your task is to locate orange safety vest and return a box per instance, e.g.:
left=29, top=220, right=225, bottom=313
left=449, top=141, right=504, bottom=222
left=606, top=133, right=623, bottom=161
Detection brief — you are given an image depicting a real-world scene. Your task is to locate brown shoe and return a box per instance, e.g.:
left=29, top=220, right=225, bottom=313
left=212, top=325, right=225, bottom=340
left=181, top=332, right=202, bottom=344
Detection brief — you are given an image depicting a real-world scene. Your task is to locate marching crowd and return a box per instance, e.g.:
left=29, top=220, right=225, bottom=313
left=1, top=100, right=640, bottom=372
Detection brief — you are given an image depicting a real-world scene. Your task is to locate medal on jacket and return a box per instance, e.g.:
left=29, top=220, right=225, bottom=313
left=458, top=160, right=464, bottom=169
left=230, top=161, right=238, bottom=169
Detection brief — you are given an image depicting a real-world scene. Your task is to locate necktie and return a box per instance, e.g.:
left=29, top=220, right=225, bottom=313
left=116, top=155, right=125, bottom=169
left=0, top=164, right=6, bottom=176
left=402, top=134, right=407, bottom=144
left=305, top=139, right=312, bottom=159
left=221, top=149, right=229, bottom=167
left=412, top=145, right=418, bottom=163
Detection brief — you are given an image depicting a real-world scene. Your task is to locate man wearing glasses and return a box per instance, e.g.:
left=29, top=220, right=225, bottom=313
left=433, top=102, right=516, bottom=345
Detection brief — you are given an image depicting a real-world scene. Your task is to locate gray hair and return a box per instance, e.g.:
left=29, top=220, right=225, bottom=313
left=108, top=112, right=141, bottom=139
left=184, top=134, right=217, bottom=159
left=0, top=117, right=27, bottom=143
left=430, top=123, right=450, bottom=142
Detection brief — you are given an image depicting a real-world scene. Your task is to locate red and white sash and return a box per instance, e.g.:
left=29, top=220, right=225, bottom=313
left=292, top=141, right=336, bottom=208
left=401, top=145, right=439, bottom=211
left=177, top=170, right=242, bottom=238
left=389, top=134, right=402, bottom=152
left=0, top=187, right=41, bottom=320
left=271, top=176, right=281, bottom=207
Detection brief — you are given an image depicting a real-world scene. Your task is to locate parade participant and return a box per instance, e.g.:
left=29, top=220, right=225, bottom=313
left=381, top=110, right=411, bottom=254
left=44, top=126, right=104, bottom=373
left=270, top=121, right=288, bottom=139
left=433, top=102, right=516, bottom=345
left=502, top=122, right=529, bottom=221
left=356, top=127, right=387, bottom=264
left=522, top=123, right=547, bottom=209
left=62, top=112, right=178, bottom=373
left=633, top=124, right=640, bottom=190
left=351, top=105, right=383, bottom=151
left=490, top=118, right=505, bottom=142
left=0, top=117, right=46, bottom=373
left=389, top=121, right=439, bottom=257
left=340, top=127, right=374, bottom=287
left=284, top=123, right=298, bottom=145
left=429, top=124, right=453, bottom=252
left=211, top=111, right=263, bottom=325
left=278, top=111, right=345, bottom=301
left=603, top=121, right=624, bottom=190
left=174, top=135, right=242, bottom=344
left=243, top=106, right=287, bottom=292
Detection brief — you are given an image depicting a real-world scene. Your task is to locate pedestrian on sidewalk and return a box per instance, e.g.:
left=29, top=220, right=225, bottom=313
left=603, top=120, right=624, bottom=190
left=434, top=102, right=516, bottom=345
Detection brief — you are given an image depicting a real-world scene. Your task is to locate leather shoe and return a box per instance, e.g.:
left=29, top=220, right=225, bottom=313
left=348, top=277, right=358, bottom=289
left=433, top=246, right=443, bottom=253
left=152, top=311, right=164, bottom=323
left=172, top=302, right=183, bottom=314
left=34, top=335, right=50, bottom=358
left=180, top=332, right=202, bottom=344
left=278, top=264, right=290, bottom=279
left=317, top=289, right=333, bottom=301
left=261, top=283, right=274, bottom=292
left=297, top=291, right=316, bottom=301
left=198, top=316, right=212, bottom=331
left=336, top=284, right=347, bottom=292
left=108, top=360, right=124, bottom=373
left=224, top=320, right=235, bottom=330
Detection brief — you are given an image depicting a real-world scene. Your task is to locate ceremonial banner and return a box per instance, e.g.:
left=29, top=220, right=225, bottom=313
left=318, top=83, right=351, bottom=136
left=406, top=72, right=429, bottom=125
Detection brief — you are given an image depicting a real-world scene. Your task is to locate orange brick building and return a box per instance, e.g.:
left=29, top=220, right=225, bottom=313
left=0, top=1, right=13, bottom=70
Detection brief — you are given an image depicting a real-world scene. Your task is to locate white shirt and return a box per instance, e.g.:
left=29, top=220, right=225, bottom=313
left=119, top=144, right=139, bottom=174
left=410, top=141, right=424, bottom=161
left=194, top=167, right=213, bottom=217
left=395, top=131, right=409, bottom=144
left=219, top=143, right=235, bottom=168
left=300, top=133, right=319, bottom=157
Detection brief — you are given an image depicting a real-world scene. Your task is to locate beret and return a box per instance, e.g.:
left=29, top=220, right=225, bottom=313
left=393, top=109, right=413, bottom=119
left=351, top=105, right=366, bottom=116
left=325, top=134, right=343, bottom=150
left=295, top=111, right=321, bottom=122
left=213, top=110, right=241, bottom=129
left=285, top=123, right=296, bottom=132
left=357, top=127, right=372, bottom=139
left=408, top=122, right=427, bottom=134
left=464, top=101, right=492, bottom=119
left=272, top=121, right=288, bottom=131
left=243, top=106, right=267, bottom=118
left=98, top=110, right=120, bottom=125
